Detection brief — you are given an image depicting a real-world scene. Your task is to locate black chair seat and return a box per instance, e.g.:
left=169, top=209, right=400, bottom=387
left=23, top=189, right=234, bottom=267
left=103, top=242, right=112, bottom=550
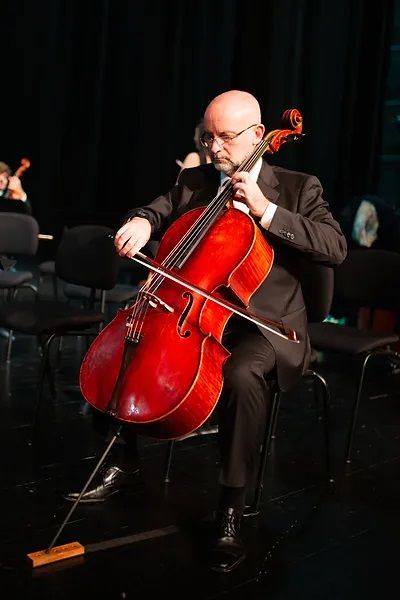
left=0, top=300, right=104, bottom=334
left=38, top=260, right=56, bottom=275
left=63, top=282, right=139, bottom=305
left=0, top=213, right=39, bottom=298
left=0, top=225, right=121, bottom=430
left=0, top=271, right=33, bottom=288
left=309, top=321, right=399, bottom=354
left=308, top=249, right=400, bottom=465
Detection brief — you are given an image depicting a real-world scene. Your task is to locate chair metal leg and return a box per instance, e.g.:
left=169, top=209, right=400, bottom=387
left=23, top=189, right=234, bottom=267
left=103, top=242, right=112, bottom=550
left=308, top=369, right=332, bottom=482
left=6, top=329, right=14, bottom=362
left=246, top=388, right=280, bottom=516
left=55, top=336, right=64, bottom=369
left=37, top=334, right=57, bottom=396
left=33, top=333, right=57, bottom=429
left=270, top=391, right=282, bottom=440
left=163, top=441, right=175, bottom=483
left=345, top=353, right=372, bottom=464
left=345, top=350, right=400, bottom=465
left=162, top=421, right=218, bottom=484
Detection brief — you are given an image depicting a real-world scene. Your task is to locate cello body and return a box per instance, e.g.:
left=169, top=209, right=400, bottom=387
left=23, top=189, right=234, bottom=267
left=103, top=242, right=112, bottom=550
left=80, top=207, right=274, bottom=439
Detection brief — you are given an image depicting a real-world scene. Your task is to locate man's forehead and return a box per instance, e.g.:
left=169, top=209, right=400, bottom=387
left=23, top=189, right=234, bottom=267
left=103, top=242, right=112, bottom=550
left=203, top=113, right=250, bottom=132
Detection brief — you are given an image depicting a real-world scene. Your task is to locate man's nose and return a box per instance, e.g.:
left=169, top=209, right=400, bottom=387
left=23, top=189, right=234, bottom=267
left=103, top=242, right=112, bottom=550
left=210, top=138, right=224, bottom=152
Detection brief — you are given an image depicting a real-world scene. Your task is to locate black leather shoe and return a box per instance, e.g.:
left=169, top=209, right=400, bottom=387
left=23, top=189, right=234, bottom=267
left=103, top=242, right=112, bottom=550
left=63, top=465, right=140, bottom=504
left=210, top=507, right=246, bottom=573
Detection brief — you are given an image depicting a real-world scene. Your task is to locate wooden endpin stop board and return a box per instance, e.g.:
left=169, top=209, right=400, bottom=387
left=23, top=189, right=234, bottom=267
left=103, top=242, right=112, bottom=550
left=27, top=541, right=85, bottom=568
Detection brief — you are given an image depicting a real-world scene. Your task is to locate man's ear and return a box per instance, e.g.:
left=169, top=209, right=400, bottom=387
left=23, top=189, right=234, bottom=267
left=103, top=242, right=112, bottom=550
left=255, top=124, right=265, bottom=143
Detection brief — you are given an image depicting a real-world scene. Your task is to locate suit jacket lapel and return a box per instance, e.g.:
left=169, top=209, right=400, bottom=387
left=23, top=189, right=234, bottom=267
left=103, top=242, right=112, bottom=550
left=257, top=160, right=280, bottom=204
left=189, top=166, right=220, bottom=208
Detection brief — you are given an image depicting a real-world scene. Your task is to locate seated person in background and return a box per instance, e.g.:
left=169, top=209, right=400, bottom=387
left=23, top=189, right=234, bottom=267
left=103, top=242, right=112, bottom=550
left=335, top=194, right=400, bottom=328
left=0, top=160, right=31, bottom=339
left=339, top=194, right=400, bottom=252
left=0, top=161, right=32, bottom=214
left=177, top=119, right=212, bottom=170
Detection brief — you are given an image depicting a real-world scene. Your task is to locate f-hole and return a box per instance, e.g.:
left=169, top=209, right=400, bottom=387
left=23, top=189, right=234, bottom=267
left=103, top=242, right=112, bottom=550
left=177, top=292, right=193, bottom=338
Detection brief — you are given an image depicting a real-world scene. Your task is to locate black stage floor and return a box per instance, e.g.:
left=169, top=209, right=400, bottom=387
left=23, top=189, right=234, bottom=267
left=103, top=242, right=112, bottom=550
left=1, top=277, right=400, bottom=599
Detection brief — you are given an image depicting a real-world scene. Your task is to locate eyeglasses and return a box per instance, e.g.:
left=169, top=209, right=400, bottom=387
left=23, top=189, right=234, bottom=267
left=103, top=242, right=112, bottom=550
left=199, top=124, right=259, bottom=149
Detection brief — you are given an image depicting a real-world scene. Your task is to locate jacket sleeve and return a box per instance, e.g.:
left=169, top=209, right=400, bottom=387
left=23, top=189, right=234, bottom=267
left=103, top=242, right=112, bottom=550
left=267, top=175, right=347, bottom=265
left=124, top=180, right=185, bottom=236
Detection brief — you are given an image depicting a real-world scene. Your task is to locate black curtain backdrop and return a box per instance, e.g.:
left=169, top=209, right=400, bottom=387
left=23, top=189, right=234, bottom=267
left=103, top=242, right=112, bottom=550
left=2, top=0, right=394, bottom=241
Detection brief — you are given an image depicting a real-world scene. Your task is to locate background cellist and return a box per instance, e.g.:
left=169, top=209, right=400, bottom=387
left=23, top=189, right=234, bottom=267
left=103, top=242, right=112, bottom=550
left=64, top=90, right=347, bottom=573
left=0, top=160, right=32, bottom=214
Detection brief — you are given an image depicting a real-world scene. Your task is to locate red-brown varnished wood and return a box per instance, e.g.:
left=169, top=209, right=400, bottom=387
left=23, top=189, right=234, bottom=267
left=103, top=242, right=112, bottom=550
left=80, top=206, right=274, bottom=439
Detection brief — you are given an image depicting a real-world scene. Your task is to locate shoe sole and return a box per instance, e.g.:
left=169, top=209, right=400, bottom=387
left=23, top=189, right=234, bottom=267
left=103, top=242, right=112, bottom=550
left=63, top=489, right=122, bottom=504
left=210, top=551, right=246, bottom=573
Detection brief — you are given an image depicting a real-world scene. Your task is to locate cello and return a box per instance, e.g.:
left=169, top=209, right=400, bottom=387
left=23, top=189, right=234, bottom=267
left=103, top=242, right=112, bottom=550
left=80, top=109, right=304, bottom=440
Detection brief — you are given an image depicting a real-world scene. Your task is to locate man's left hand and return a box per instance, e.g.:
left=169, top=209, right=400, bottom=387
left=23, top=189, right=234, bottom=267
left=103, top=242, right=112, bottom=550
left=231, top=171, right=269, bottom=218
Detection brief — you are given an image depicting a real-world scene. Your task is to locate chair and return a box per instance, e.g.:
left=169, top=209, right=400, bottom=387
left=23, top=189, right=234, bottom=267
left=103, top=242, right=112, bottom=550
left=37, top=227, right=68, bottom=300
left=39, top=228, right=140, bottom=310
left=0, top=224, right=120, bottom=419
left=62, top=278, right=139, bottom=311
left=308, top=248, right=400, bottom=465
left=60, top=241, right=160, bottom=311
left=38, top=260, right=58, bottom=299
left=163, top=259, right=335, bottom=516
left=0, top=212, right=39, bottom=300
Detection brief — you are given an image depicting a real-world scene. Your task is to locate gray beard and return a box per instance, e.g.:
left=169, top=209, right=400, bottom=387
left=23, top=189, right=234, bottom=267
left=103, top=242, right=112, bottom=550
left=212, top=158, right=238, bottom=177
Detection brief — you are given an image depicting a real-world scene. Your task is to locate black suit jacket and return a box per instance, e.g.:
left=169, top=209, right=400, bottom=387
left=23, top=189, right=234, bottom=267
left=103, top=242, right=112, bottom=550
left=0, top=196, right=32, bottom=215
left=126, top=160, right=347, bottom=391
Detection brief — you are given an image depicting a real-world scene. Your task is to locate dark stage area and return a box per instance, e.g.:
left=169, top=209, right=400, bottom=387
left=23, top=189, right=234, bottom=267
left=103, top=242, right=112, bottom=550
left=1, top=272, right=400, bottom=599
left=1, top=3, right=400, bottom=596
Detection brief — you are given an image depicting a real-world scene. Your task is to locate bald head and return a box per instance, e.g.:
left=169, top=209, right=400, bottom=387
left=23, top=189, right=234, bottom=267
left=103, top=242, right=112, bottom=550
left=204, top=90, right=261, bottom=128
left=202, top=90, right=265, bottom=176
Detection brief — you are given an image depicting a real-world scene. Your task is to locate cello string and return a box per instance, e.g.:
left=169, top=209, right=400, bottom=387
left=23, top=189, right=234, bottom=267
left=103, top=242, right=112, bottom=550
left=138, top=121, right=301, bottom=295
left=156, top=127, right=300, bottom=277
left=125, top=128, right=298, bottom=334
left=125, top=137, right=272, bottom=336
left=144, top=138, right=269, bottom=287
left=155, top=138, right=270, bottom=272
left=127, top=280, right=154, bottom=340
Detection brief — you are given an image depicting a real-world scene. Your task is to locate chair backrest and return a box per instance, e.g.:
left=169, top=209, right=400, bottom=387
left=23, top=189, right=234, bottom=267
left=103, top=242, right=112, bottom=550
left=55, top=225, right=120, bottom=290
left=334, top=248, right=400, bottom=311
left=0, top=212, right=39, bottom=256
left=300, top=258, right=335, bottom=323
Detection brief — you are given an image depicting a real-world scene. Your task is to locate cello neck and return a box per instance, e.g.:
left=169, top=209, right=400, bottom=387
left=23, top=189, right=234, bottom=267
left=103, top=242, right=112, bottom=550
left=157, top=109, right=304, bottom=272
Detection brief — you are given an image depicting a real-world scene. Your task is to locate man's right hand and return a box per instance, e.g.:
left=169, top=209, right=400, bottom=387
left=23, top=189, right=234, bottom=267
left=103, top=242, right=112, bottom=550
left=114, top=217, right=152, bottom=258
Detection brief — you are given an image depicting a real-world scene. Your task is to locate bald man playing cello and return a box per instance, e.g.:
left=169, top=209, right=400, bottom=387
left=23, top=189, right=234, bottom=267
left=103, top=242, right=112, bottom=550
left=66, top=90, right=346, bottom=573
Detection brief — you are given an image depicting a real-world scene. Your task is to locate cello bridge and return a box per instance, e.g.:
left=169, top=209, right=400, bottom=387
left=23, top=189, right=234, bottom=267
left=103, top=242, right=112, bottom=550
left=142, top=291, right=174, bottom=313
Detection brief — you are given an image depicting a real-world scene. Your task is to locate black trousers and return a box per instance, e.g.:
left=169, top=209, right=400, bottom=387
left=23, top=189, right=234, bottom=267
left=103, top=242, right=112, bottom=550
left=91, top=320, right=276, bottom=489
left=218, top=320, right=276, bottom=488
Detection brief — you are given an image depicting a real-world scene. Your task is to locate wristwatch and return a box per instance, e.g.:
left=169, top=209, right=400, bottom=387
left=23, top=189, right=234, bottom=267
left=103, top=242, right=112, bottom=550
left=133, top=209, right=150, bottom=220
left=126, top=209, right=150, bottom=223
